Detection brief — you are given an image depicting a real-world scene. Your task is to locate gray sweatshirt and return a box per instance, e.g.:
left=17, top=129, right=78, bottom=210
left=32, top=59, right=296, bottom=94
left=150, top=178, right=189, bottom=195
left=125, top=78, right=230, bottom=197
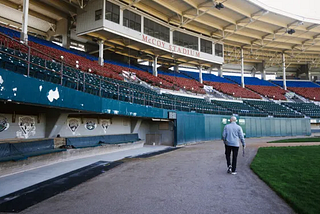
left=222, top=122, right=245, bottom=147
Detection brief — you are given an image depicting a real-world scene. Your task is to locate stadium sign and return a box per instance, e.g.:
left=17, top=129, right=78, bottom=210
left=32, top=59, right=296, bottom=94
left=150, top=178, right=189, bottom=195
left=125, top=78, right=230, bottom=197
left=142, top=35, right=200, bottom=58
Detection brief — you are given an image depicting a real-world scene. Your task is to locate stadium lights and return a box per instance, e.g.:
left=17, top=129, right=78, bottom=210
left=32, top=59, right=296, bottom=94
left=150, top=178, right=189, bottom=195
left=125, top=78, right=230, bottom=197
left=215, top=3, right=224, bottom=10
left=287, top=29, right=295, bottom=35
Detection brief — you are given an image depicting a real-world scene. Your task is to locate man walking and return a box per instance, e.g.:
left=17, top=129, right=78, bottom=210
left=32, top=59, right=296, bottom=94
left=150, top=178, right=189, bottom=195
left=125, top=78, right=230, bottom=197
left=222, top=116, right=245, bottom=175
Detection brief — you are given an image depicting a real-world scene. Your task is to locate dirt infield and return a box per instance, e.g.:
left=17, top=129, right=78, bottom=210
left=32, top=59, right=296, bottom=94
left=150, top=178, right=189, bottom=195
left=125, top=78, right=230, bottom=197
left=11, top=136, right=303, bottom=214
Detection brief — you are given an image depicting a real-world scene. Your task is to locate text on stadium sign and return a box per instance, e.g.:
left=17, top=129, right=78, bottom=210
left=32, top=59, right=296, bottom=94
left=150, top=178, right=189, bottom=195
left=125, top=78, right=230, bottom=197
left=142, top=35, right=200, bottom=58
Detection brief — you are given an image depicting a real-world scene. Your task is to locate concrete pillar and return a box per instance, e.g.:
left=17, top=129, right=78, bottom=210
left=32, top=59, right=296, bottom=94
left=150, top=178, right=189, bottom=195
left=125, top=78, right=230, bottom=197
left=141, top=15, right=144, bottom=34
left=131, top=119, right=142, bottom=133
left=251, top=68, right=256, bottom=77
left=45, top=112, right=69, bottom=138
left=62, top=19, right=71, bottom=49
left=241, top=48, right=245, bottom=88
left=120, top=9, right=124, bottom=26
left=199, top=66, right=203, bottom=84
left=20, top=0, right=29, bottom=44
left=153, top=55, right=158, bottom=77
left=208, top=66, right=213, bottom=74
left=174, top=64, right=179, bottom=73
left=170, top=30, right=173, bottom=44
left=98, top=40, right=104, bottom=66
left=47, top=18, right=71, bottom=49
left=307, top=64, right=312, bottom=81
left=308, top=70, right=312, bottom=81
left=282, top=52, right=287, bottom=90
left=262, top=61, right=266, bottom=80
left=218, top=64, right=223, bottom=77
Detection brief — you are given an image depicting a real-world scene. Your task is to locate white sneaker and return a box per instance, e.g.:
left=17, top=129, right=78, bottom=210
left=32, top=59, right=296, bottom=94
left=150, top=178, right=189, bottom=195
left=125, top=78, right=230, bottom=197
left=227, top=165, right=232, bottom=174
left=231, top=172, right=237, bottom=175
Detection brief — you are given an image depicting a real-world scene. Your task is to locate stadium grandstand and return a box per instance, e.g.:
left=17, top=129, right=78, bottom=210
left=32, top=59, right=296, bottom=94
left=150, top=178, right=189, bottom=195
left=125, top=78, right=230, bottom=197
left=0, top=0, right=320, bottom=211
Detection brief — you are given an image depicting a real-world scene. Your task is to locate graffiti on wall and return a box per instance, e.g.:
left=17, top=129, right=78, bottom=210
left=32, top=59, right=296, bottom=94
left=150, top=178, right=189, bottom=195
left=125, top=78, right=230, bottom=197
left=101, top=119, right=111, bottom=133
left=0, top=115, right=9, bottom=132
left=16, top=116, right=36, bottom=139
left=68, top=118, right=80, bottom=134
left=85, top=119, right=97, bottom=131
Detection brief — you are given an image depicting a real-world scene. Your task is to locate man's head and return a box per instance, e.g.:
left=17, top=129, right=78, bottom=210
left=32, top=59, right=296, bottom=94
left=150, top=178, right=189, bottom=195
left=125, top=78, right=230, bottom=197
left=230, top=116, right=237, bottom=122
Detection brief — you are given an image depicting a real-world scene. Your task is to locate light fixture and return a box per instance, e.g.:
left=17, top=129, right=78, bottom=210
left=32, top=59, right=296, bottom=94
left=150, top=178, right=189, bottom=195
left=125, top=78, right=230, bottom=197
left=287, top=29, right=295, bottom=35
left=215, top=3, right=224, bottom=10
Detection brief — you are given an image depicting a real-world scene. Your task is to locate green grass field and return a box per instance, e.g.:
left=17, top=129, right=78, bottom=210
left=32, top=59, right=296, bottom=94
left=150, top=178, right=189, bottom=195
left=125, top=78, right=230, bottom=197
left=268, top=137, right=320, bottom=143
left=251, top=146, right=320, bottom=214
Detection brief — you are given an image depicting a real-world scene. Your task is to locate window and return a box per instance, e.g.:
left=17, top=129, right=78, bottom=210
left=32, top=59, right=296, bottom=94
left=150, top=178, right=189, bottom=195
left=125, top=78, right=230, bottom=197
left=173, top=31, right=198, bottom=51
left=215, top=43, right=223, bottom=57
left=200, top=38, right=212, bottom=54
left=105, top=1, right=120, bottom=24
left=95, top=9, right=102, bottom=21
left=144, top=18, right=170, bottom=42
left=123, top=10, right=141, bottom=32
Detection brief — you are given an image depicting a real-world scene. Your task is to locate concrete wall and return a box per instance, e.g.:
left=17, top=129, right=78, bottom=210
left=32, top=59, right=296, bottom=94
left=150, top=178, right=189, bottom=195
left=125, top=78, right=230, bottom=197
left=0, top=113, right=46, bottom=140
left=137, top=120, right=174, bottom=146
left=59, top=116, right=131, bottom=137
left=0, top=109, right=174, bottom=146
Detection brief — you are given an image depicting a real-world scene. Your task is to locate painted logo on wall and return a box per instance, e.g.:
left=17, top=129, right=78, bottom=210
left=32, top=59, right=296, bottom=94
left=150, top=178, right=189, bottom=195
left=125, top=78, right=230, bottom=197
left=0, top=115, right=9, bottom=132
left=85, top=119, right=97, bottom=131
left=68, top=118, right=80, bottom=134
left=16, top=116, right=36, bottom=139
left=101, top=119, right=111, bottom=133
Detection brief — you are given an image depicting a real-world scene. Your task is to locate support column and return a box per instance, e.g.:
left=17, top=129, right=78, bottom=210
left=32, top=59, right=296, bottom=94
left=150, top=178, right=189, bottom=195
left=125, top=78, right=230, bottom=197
left=98, top=40, right=104, bottom=66
left=199, top=65, right=203, bottom=84
left=241, top=48, right=245, bottom=88
left=153, top=55, right=158, bottom=77
left=62, top=19, right=71, bottom=49
left=282, top=52, right=287, bottom=90
left=131, top=119, right=142, bottom=133
left=218, top=64, right=223, bottom=77
left=262, top=61, right=266, bottom=80
left=308, top=70, right=312, bottom=81
left=251, top=68, right=256, bottom=77
left=307, top=63, right=312, bottom=81
left=120, top=9, right=124, bottom=26
left=45, top=112, right=69, bottom=138
left=170, top=30, right=173, bottom=44
left=174, top=64, right=179, bottom=73
left=20, top=0, right=29, bottom=44
left=141, top=15, right=144, bottom=34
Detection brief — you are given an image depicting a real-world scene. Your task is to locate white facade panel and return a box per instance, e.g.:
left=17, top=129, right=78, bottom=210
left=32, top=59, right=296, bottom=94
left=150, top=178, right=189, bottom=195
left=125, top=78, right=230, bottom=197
left=77, top=0, right=224, bottom=65
left=76, top=0, right=104, bottom=34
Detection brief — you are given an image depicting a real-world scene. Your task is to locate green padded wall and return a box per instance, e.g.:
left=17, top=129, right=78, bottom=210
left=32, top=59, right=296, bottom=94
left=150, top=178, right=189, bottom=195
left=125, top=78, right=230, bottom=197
left=176, top=113, right=311, bottom=145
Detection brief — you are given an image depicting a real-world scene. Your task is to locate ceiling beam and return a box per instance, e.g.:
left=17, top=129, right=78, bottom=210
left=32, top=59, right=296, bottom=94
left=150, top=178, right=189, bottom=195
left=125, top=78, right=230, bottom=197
left=46, top=0, right=77, bottom=14
left=29, top=0, right=68, bottom=19
left=0, top=0, right=57, bottom=24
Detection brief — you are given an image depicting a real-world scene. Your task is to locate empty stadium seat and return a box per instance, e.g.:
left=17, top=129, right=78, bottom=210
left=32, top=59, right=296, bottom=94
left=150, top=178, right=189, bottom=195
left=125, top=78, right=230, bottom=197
left=272, top=80, right=320, bottom=101
left=244, top=100, right=303, bottom=118
left=213, top=100, right=268, bottom=117
left=225, top=76, right=287, bottom=100
left=282, top=102, right=320, bottom=118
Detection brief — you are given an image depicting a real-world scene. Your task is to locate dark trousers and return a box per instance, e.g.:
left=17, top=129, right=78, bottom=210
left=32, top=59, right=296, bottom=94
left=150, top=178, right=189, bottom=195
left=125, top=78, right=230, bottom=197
left=225, top=145, right=239, bottom=172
